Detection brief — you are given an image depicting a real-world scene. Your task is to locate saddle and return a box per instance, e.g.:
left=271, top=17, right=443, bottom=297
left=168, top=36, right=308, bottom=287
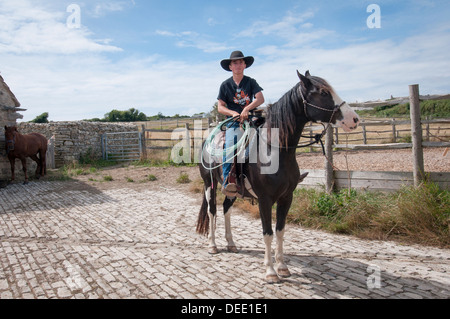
left=223, top=112, right=309, bottom=199
left=225, top=160, right=257, bottom=199
left=223, top=113, right=266, bottom=199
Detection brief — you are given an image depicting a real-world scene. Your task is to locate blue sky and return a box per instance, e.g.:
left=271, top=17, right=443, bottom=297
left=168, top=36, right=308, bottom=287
left=1, top=0, right=449, bottom=121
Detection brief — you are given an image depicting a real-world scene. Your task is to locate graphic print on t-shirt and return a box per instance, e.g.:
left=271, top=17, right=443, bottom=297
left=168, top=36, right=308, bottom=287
left=233, top=88, right=250, bottom=107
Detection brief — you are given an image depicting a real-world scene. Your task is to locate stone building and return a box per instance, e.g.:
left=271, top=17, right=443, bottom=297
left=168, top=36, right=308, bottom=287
left=0, top=74, right=26, bottom=181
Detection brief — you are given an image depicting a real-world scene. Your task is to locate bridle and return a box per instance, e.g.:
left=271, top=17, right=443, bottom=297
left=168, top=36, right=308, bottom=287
left=290, top=84, right=345, bottom=151
left=5, top=132, right=16, bottom=154
left=298, top=84, right=346, bottom=124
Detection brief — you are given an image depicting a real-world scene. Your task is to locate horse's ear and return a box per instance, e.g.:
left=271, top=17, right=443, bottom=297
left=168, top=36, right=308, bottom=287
left=297, top=70, right=312, bottom=89
left=297, top=70, right=306, bottom=82
left=305, top=70, right=311, bottom=77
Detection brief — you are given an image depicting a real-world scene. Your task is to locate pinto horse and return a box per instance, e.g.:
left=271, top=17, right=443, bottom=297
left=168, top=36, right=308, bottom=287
left=197, top=71, right=360, bottom=283
left=4, top=126, right=48, bottom=184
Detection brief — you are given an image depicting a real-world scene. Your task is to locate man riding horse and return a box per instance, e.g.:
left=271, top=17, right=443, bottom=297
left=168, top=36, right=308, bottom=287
left=217, top=51, right=265, bottom=198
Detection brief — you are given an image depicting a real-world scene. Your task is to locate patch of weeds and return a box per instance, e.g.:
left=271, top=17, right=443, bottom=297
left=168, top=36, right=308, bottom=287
left=176, top=173, right=191, bottom=184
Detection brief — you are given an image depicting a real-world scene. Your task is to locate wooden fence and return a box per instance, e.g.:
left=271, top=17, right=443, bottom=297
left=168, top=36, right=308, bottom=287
left=138, top=117, right=449, bottom=155
left=308, top=84, right=450, bottom=192
left=140, top=121, right=210, bottom=153
left=303, top=118, right=450, bottom=151
left=136, top=85, right=449, bottom=192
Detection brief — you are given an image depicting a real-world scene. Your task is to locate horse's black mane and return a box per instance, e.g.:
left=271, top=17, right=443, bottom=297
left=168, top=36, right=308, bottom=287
left=265, top=76, right=334, bottom=147
left=265, top=82, right=304, bottom=148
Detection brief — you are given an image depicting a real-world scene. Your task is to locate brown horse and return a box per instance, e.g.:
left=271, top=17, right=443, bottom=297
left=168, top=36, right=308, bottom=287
left=4, top=126, right=48, bottom=184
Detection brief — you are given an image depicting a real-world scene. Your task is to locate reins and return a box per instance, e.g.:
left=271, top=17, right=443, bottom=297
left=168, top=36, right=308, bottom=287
left=201, top=84, right=345, bottom=179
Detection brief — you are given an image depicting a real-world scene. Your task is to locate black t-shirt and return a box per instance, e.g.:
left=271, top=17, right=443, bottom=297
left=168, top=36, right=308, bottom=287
left=217, top=76, right=263, bottom=114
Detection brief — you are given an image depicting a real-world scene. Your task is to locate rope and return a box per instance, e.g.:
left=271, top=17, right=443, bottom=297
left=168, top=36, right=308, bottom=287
left=201, top=116, right=252, bottom=171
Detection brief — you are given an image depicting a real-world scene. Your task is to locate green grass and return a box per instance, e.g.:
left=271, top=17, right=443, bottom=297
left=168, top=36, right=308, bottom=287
left=132, top=158, right=196, bottom=168
left=47, top=159, right=119, bottom=181
left=287, top=182, right=449, bottom=248
left=176, top=173, right=191, bottom=184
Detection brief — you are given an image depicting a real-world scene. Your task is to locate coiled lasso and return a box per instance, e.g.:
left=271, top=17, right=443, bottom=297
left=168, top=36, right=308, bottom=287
left=201, top=116, right=252, bottom=171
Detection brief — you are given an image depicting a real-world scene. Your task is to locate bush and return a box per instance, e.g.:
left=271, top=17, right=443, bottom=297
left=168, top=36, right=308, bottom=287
left=360, top=99, right=450, bottom=118
left=421, top=99, right=450, bottom=118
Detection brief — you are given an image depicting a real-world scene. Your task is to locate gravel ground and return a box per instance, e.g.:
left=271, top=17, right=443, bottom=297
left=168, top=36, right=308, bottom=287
left=69, top=148, right=449, bottom=191
left=297, top=148, right=449, bottom=172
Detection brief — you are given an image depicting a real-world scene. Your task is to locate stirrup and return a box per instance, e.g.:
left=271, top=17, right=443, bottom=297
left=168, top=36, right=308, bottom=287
left=222, top=183, right=237, bottom=198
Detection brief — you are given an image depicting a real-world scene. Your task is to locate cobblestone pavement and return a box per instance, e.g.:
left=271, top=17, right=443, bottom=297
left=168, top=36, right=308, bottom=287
left=0, top=181, right=449, bottom=299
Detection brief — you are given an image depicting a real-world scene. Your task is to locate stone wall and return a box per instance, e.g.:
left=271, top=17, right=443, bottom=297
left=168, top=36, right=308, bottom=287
left=0, top=108, right=18, bottom=181
left=17, top=122, right=139, bottom=168
left=1, top=74, right=24, bottom=182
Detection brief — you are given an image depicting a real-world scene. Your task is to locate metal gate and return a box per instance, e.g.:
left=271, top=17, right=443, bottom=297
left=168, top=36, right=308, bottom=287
left=102, top=131, right=142, bottom=162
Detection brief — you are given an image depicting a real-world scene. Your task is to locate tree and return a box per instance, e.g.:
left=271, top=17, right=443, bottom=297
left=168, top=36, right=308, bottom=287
left=30, top=112, right=49, bottom=123
left=103, top=108, right=147, bottom=122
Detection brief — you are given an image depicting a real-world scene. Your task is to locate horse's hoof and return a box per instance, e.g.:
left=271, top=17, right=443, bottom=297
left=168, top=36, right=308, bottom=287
left=208, top=247, right=219, bottom=255
left=277, top=268, right=291, bottom=278
left=266, top=274, right=281, bottom=284
left=227, top=246, right=238, bottom=253
left=23, top=181, right=29, bottom=185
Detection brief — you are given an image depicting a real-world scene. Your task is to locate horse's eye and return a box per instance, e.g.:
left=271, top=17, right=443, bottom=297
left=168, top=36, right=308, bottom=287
left=320, top=91, right=329, bottom=97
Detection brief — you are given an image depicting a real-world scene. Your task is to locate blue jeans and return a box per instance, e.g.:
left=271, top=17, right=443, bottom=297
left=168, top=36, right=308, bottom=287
left=223, top=122, right=243, bottom=186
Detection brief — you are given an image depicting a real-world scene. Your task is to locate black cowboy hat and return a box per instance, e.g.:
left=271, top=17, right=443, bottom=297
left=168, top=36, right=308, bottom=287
left=220, top=51, right=254, bottom=72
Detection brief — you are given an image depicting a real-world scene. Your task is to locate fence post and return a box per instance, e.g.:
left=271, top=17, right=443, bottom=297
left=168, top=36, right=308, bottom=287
left=409, top=84, right=425, bottom=186
left=334, top=127, right=339, bottom=146
left=141, top=125, right=147, bottom=160
left=391, top=118, right=397, bottom=143
left=362, top=120, right=367, bottom=144
left=185, top=123, right=191, bottom=163
left=324, top=126, right=334, bottom=193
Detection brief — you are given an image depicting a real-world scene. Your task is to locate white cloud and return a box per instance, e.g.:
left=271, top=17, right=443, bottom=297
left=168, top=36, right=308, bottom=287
left=0, top=0, right=122, bottom=54
left=238, top=10, right=316, bottom=41
left=156, top=29, right=230, bottom=53
left=2, top=2, right=449, bottom=123
left=2, top=53, right=224, bottom=121
left=90, top=1, right=131, bottom=18
left=251, top=24, right=450, bottom=105
left=237, top=8, right=450, bottom=104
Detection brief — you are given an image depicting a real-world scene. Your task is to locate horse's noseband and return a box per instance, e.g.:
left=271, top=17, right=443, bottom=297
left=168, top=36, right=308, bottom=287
left=299, top=86, right=345, bottom=123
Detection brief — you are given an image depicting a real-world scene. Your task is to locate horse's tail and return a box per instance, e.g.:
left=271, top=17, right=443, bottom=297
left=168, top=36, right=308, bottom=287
left=196, top=193, right=210, bottom=236
left=196, top=191, right=210, bottom=236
